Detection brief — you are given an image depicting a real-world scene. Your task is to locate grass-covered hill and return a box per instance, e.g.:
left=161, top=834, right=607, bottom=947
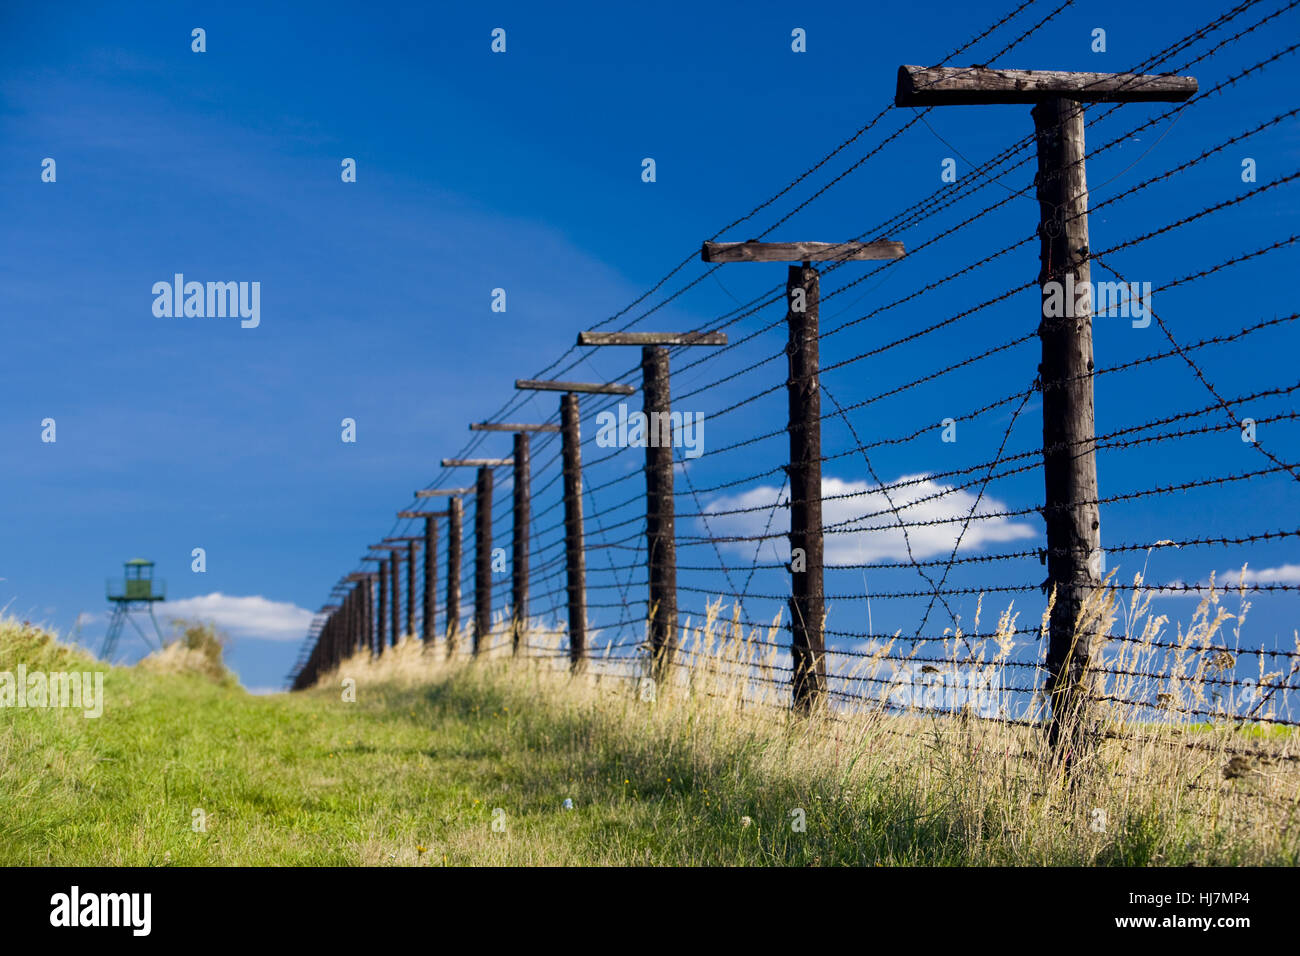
left=0, top=614, right=1294, bottom=866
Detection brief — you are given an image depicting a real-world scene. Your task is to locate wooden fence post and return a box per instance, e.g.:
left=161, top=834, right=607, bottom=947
left=346, top=586, right=356, bottom=656
left=575, top=331, right=728, bottom=681
left=364, top=574, right=374, bottom=654
left=401, top=508, right=451, bottom=648
left=893, top=62, right=1197, bottom=760
left=786, top=263, right=827, bottom=712
left=515, top=379, right=635, bottom=671
left=328, top=598, right=340, bottom=669
left=388, top=550, right=400, bottom=645
left=376, top=559, right=388, bottom=653
left=351, top=582, right=361, bottom=658
left=320, top=613, right=332, bottom=673
left=512, top=433, right=530, bottom=653
left=440, top=460, right=513, bottom=655
left=448, top=495, right=463, bottom=652
left=405, top=542, right=416, bottom=638
left=385, top=535, right=428, bottom=642
left=641, top=346, right=678, bottom=679
left=475, top=465, right=493, bottom=652
left=468, top=423, right=560, bottom=656
left=1035, top=97, right=1102, bottom=757
left=352, top=580, right=364, bottom=656
left=702, top=240, right=905, bottom=712
left=423, top=518, right=437, bottom=643
left=415, top=489, right=474, bottom=653
left=560, top=393, right=587, bottom=670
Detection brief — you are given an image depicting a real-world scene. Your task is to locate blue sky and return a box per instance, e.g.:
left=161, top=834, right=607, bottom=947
left=2, top=0, right=1297, bottom=700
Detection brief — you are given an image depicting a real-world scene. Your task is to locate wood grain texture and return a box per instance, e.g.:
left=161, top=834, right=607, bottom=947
left=786, top=264, right=827, bottom=712
left=1033, top=97, right=1102, bottom=764
left=578, top=331, right=728, bottom=346
left=469, top=422, right=560, bottom=432
left=511, top=432, right=530, bottom=653
left=473, top=465, right=493, bottom=655
left=895, top=64, right=1197, bottom=105
left=561, top=392, right=587, bottom=671
left=702, top=240, right=904, bottom=262
left=516, top=378, right=636, bottom=395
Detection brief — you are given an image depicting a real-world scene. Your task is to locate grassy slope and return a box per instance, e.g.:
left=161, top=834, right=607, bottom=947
left=1, top=619, right=1295, bottom=866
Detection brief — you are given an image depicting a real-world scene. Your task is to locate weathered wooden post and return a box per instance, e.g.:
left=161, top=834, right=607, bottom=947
left=374, top=556, right=388, bottom=653
left=400, top=509, right=448, bottom=646
left=576, top=331, right=729, bottom=680
left=470, top=422, right=561, bottom=654
left=320, top=605, right=339, bottom=673
left=383, top=536, right=425, bottom=639
left=345, top=573, right=370, bottom=655
left=560, top=394, right=587, bottom=670
left=511, top=434, right=529, bottom=652
left=894, top=63, right=1196, bottom=758
left=516, top=378, right=636, bottom=671
left=348, top=585, right=360, bottom=656
left=343, top=587, right=355, bottom=658
left=362, top=573, right=375, bottom=654
left=319, top=611, right=332, bottom=673
left=417, top=487, right=473, bottom=652
left=447, top=496, right=462, bottom=652
left=368, top=543, right=408, bottom=647
left=475, top=466, right=492, bottom=650
left=328, top=586, right=347, bottom=667
left=405, top=542, right=415, bottom=637
left=703, top=240, right=904, bottom=712
left=422, top=518, right=435, bottom=643
left=440, top=460, right=513, bottom=654
left=361, top=557, right=387, bottom=654
left=388, top=551, right=400, bottom=644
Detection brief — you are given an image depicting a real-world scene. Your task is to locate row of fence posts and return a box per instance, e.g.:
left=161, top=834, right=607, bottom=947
left=292, top=62, right=1200, bottom=765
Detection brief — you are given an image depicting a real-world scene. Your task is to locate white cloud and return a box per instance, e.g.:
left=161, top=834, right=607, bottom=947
left=1221, top=564, right=1300, bottom=587
left=701, top=474, right=1037, bottom=564
left=158, top=593, right=313, bottom=642
left=1151, top=564, right=1300, bottom=598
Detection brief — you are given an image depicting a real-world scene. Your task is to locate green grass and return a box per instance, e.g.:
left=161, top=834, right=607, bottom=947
left=0, top=640, right=904, bottom=866
left=1, top=618, right=1296, bottom=866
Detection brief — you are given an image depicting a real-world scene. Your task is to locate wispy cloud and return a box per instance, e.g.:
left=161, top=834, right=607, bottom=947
left=158, top=593, right=313, bottom=642
left=702, top=475, right=1037, bottom=564
left=1148, top=564, right=1300, bottom=598
left=1221, top=564, right=1300, bottom=587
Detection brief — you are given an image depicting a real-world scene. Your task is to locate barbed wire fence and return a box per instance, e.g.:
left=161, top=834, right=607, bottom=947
left=287, top=0, right=1300, bottom=768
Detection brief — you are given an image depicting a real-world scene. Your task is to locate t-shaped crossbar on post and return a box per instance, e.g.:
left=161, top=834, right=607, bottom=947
left=470, top=422, right=561, bottom=654
left=516, top=378, right=637, bottom=671
left=895, top=63, right=1196, bottom=761
left=576, top=330, right=729, bottom=682
left=441, top=458, right=514, bottom=655
left=702, top=238, right=906, bottom=713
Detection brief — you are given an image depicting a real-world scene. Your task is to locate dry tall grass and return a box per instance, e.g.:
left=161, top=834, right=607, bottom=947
left=313, top=568, right=1298, bottom=864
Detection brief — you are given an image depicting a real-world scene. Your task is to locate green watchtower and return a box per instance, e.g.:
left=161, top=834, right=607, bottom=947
left=101, top=558, right=166, bottom=658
